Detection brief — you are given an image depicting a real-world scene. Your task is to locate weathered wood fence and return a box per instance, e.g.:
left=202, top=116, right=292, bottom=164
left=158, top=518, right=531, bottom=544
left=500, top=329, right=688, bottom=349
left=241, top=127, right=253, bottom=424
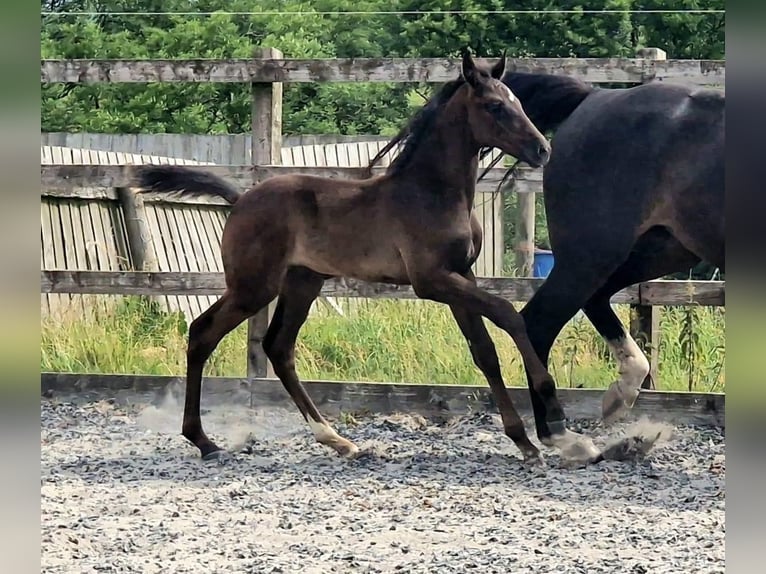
left=40, top=50, right=725, bottom=420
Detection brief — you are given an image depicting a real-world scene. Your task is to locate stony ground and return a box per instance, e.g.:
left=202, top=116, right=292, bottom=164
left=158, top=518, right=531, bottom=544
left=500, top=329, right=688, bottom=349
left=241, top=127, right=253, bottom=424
left=41, top=392, right=725, bottom=573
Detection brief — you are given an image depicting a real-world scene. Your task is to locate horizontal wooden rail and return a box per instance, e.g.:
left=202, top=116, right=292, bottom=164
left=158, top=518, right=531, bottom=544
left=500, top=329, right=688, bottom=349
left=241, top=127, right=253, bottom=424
left=40, top=373, right=726, bottom=428
left=40, top=57, right=725, bottom=86
left=40, top=271, right=725, bottom=307
left=40, top=164, right=542, bottom=198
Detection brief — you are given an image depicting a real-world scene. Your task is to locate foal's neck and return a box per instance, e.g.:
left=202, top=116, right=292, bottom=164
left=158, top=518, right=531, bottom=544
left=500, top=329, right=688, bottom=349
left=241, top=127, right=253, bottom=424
left=400, top=104, right=482, bottom=208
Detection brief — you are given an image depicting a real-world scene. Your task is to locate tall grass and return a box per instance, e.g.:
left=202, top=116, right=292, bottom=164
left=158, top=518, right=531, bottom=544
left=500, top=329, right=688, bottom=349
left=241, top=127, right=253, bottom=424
left=41, top=295, right=725, bottom=392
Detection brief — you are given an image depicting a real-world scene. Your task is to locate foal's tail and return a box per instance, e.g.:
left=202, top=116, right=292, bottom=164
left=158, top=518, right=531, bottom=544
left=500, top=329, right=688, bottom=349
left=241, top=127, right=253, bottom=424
left=130, top=165, right=242, bottom=205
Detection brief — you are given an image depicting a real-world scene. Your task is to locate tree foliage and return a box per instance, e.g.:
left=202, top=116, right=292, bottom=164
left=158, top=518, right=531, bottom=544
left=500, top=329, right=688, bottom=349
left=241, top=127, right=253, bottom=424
left=41, top=0, right=725, bottom=135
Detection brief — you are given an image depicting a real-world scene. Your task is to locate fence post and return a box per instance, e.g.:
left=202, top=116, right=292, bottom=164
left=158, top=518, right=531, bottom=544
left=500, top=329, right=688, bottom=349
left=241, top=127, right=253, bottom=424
left=513, top=187, right=536, bottom=277
left=116, top=186, right=159, bottom=272
left=246, top=47, right=283, bottom=380
left=629, top=47, right=666, bottom=390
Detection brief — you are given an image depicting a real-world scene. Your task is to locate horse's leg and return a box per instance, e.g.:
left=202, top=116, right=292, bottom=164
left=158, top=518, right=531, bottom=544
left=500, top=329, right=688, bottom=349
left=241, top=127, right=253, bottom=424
left=410, top=269, right=573, bottom=440
left=582, top=230, right=701, bottom=423
left=448, top=280, right=542, bottom=464
left=183, top=292, right=269, bottom=459
left=519, top=251, right=634, bottom=444
left=263, top=266, right=359, bottom=457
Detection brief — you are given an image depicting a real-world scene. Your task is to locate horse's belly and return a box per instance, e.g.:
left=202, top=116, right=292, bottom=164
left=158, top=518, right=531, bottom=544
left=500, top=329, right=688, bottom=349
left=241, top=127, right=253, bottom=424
left=291, top=238, right=409, bottom=284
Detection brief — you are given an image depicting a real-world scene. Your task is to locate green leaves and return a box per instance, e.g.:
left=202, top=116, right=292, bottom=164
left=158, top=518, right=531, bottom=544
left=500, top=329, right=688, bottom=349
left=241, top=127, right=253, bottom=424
left=41, top=0, right=725, bottom=135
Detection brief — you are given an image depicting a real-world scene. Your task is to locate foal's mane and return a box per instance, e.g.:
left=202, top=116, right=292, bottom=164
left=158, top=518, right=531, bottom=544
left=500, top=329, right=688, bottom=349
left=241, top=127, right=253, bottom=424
left=366, top=77, right=467, bottom=176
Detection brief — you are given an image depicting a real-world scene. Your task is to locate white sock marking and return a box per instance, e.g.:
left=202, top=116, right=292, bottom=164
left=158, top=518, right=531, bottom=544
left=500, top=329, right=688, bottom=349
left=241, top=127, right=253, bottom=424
left=307, top=419, right=341, bottom=444
left=607, top=332, right=651, bottom=405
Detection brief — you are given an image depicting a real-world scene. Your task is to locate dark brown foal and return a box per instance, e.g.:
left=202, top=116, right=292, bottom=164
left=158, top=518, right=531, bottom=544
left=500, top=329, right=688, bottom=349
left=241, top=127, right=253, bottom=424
left=132, top=49, right=593, bottom=465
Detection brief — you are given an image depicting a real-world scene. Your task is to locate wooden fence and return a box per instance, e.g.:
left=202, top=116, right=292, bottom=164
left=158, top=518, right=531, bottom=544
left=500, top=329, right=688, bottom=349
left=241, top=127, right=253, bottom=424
left=40, top=51, right=725, bottom=420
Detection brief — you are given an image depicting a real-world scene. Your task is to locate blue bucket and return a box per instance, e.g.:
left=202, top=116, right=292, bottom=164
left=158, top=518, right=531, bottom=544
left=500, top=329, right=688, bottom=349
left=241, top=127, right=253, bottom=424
left=533, top=249, right=554, bottom=278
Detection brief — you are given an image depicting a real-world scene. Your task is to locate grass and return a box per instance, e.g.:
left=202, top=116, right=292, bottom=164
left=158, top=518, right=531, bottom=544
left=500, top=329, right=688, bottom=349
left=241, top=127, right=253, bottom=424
left=41, top=295, right=725, bottom=393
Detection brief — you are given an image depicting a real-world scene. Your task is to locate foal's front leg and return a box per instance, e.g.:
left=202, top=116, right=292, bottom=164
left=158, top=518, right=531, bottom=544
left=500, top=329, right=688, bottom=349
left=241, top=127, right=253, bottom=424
left=411, top=269, right=600, bottom=460
left=449, top=298, right=542, bottom=465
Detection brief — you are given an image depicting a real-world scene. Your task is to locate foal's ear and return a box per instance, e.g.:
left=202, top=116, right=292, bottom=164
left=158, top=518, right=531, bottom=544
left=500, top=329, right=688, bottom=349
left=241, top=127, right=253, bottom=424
left=491, top=50, right=507, bottom=79
left=461, top=47, right=481, bottom=89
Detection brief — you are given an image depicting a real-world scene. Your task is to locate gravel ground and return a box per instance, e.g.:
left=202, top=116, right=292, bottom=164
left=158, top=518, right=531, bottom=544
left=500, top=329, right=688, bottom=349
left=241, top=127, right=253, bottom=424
left=41, top=392, right=725, bottom=574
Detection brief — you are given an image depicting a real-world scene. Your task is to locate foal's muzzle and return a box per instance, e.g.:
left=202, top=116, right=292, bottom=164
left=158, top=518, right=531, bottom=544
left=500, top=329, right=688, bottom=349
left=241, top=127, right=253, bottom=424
left=524, top=140, right=551, bottom=168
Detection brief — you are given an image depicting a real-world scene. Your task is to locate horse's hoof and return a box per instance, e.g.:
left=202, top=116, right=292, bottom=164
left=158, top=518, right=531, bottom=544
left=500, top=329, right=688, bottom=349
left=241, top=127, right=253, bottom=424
left=602, top=381, right=637, bottom=424
left=201, top=449, right=231, bottom=463
left=542, top=429, right=601, bottom=463
left=523, top=451, right=546, bottom=467
left=337, top=441, right=361, bottom=459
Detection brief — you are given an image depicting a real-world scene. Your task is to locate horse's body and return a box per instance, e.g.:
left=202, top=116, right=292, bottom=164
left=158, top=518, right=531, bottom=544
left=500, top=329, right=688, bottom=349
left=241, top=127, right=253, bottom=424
left=132, top=52, right=599, bottom=465
left=498, top=72, right=724, bottom=436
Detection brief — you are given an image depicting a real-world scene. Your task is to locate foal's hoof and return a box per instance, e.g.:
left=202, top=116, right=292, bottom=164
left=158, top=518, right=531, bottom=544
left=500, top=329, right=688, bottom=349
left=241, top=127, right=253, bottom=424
left=522, top=450, right=546, bottom=467
left=201, top=449, right=231, bottom=463
left=336, top=441, right=361, bottom=459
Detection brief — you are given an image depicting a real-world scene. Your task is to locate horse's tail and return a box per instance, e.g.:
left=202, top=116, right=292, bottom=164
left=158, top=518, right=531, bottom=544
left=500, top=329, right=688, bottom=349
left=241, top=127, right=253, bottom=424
left=501, top=71, right=594, bottom=134
left=130, top=165, right=242, bottom=206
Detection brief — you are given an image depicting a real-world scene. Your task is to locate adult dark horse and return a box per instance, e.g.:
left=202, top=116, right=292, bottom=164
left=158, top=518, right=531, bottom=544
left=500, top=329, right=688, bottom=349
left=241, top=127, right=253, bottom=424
left=129, top=51, right=598, bottom=465
left=496, top=71, right=725, bottom=441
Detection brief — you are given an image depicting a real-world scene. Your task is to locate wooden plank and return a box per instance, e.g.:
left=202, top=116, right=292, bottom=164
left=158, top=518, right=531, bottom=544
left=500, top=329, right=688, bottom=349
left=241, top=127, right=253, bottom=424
left=68, top=201, right=95, bottom=316
left=80, top=199, right=108, bottom=315
left=640, top=279, right=725, bottom=306
left=646, top=59, right=726, bottom=86
left=290, top=145, right=305, bottom=167
left=57, top=201, right=79, bottom=269
left=40, top=225, right=49, bottom=316
left=40, top=202, right=57, bottom=315
left=76, top=201, right=98, bottom=270
left=155, top=205, right=194, bottom=318
left=111, top=201, right=132, bottom=271
left=40, top=164, right=539, bottom=195
left=143, top=204, right=179, bottom=314
left=51, top=146, right=63, bottom=164
left=202, top=207, right=225, bottom=251
left=166, top=206, right=202, bottom=320
left=347, top=141, right=361, bottom=168
left=188, top=208, right=220, bottom=272
left=40, top=57, right=725, bottom=86
left=39, top=271, right=724, bottom=307
left=47, top=200, right=72, bottom=312
left=179, top=207, right=217, bottom=310
left=58, top=201, right=88, bottom=317
left=40, top=201, right=58, bottom=270
left=39, top=373, right=725, bottom=428
left=87, top=201, right=109, bottom=269
left=97, top=201, right=124, bottom=271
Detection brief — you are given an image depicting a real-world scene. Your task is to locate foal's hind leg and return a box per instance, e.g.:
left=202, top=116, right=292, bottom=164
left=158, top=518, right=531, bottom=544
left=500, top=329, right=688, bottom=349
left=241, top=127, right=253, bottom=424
left=582, top=230, right=701, bottom=423
left=183, top=293, right=263, bottom=459
left=263, top=266, right=359, bottom=457
left=449, top=300, right=542, bottom=464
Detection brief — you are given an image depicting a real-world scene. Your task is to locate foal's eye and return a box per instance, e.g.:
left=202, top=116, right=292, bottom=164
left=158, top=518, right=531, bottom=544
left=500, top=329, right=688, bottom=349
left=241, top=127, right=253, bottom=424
left=487, top=101, right=506, bottom=114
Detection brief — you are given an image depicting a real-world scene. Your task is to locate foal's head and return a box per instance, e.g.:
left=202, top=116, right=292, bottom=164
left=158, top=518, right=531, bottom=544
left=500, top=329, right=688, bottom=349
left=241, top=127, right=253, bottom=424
left=457, top=50, right=551, bottom=168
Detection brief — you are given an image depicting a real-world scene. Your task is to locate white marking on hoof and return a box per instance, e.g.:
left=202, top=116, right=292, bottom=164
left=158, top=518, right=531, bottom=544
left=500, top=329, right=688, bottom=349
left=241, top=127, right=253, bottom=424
left=308, top=419, right=359, bottom=457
